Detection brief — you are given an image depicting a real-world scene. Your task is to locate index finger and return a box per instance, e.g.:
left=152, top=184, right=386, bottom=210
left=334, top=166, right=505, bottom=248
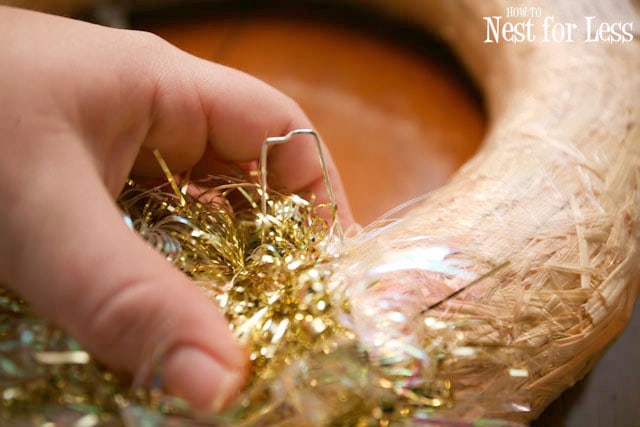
left=136, top=43, right=354, bottom=227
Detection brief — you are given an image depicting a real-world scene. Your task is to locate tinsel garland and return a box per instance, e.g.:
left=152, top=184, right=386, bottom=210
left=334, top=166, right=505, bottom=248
left=0, top=166, right=522, bottom=426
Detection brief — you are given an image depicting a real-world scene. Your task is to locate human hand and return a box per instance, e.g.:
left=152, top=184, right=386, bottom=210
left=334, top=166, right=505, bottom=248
left=0, top=6, right=353, bottom=410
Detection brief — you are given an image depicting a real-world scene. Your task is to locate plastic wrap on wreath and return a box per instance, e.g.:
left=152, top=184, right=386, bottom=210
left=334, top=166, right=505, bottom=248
left=0, top=166, right=529, bottom=426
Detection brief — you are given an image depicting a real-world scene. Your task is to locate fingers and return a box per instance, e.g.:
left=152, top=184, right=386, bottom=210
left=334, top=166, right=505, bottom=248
left=132, top=42, right=354, bottom=227
left=0, top=137, right=246, bottom=410
left=0, top=12, right=353, bottom=413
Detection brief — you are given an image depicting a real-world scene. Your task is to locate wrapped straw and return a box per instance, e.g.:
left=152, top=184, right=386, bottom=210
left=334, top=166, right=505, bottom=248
left=1, top=0, right=639, bottom=425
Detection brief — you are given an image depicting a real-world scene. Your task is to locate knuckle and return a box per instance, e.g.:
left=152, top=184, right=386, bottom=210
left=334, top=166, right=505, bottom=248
left=84, top=277, right=169, bottom=373
left=129, top=29, right=169, bottom=53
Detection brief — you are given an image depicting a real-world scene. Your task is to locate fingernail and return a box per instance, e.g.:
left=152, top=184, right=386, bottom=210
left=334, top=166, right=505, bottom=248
left=208, top=368, right=242, bottom=413
left=164, top=346, right=242, bottom=411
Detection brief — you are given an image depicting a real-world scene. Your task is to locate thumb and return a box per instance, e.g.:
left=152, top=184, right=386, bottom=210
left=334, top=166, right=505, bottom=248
left=0, top=144, right=246, bottom=410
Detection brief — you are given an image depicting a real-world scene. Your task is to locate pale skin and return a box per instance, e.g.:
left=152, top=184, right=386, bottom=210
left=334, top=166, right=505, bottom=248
left=0, top=6, right=353, bottom=410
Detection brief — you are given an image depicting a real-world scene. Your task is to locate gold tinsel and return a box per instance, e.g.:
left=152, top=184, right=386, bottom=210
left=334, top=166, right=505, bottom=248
left=0, top=160, right=521, bottom=426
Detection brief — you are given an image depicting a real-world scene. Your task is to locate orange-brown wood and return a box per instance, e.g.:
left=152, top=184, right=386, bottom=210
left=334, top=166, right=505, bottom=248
left=142, top=15, right=485, bottom=225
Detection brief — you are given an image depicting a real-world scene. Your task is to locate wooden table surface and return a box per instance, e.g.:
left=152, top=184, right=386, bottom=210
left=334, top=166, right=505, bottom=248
left=134, top=4, right=485, bottom=226
left=134, top=4, right=639, bottom=425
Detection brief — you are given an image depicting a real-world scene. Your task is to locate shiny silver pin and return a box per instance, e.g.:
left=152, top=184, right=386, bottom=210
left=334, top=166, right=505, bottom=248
left=259, top=129, right=344, bottom=242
